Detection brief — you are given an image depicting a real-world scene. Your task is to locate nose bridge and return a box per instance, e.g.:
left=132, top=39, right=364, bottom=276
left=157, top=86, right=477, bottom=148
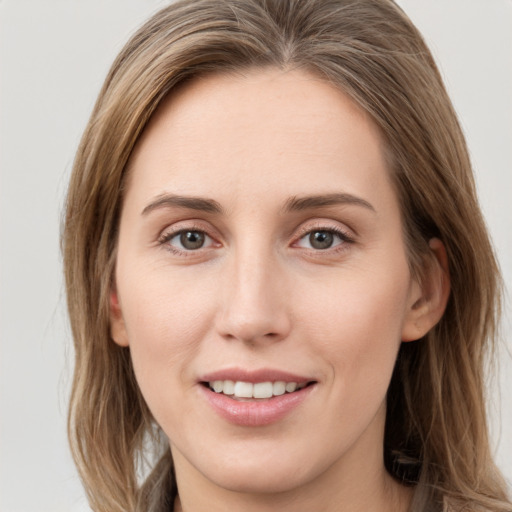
left=217, top=236, right=290, bottom=344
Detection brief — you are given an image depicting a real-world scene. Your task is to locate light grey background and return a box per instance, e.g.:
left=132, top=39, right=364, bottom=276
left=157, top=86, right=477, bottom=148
left=0, top=1, right=510, bottom=511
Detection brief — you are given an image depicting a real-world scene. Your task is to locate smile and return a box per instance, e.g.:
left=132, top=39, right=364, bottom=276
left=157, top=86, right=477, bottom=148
left=208, top=380, right=308, bottom=399
left=199, top=370, right=316, bottom=426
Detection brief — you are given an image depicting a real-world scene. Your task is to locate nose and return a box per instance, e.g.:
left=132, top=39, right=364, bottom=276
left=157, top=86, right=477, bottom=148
left=215, top=249, right=292, bottom=345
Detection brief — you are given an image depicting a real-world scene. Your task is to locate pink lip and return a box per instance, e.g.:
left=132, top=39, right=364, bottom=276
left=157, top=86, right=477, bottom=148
left=198, top=367, right=316, bottom=427
left=199, top=368, right=312, bottom=384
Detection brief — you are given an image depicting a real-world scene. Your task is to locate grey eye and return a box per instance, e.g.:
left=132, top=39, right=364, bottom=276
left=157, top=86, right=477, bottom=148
left=161, top=228, right=216, bottom=253
left=295, top=228, right=348, bottom=251
left=309, top=231, right=334, bottom=250
left=179, top=231, right=206, bottom=250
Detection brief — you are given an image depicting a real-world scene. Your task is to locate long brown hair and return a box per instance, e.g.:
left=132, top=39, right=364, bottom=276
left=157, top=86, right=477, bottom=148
left=62, top=1, right=511, bottom=510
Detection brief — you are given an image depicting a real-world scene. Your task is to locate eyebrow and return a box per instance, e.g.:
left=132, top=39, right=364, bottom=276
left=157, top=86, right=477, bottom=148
left=283, top=193, right=376, bottom=213
left=141, top=192, right=375, bottom=217
left=142, top=194, right=223, bottom=216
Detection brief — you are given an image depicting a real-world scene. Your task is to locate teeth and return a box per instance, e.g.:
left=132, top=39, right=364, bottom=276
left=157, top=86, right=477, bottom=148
left=209, top=380, right=308, bottom=398
left=254, top=382, right=273, bottom=399
left=223, top=380, right=235, bottom=395
left=212, top=380, right=223, bottom=393
left=234, top=381, right=253, bottom=398
left=285, top=382, right=297, bottom=393
left=273, top=381, right=286, bottom=396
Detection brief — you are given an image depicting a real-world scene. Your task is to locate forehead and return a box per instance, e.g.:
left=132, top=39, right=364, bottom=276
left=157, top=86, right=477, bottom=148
left=125, top=67, right=395, bottom=214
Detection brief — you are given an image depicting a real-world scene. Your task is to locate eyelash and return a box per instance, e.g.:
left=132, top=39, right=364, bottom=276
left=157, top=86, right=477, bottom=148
left=157, top=223, right=355, bottom=256
left=157, top=223, right=217, bottom=256
left=293, top=225, right=355, bottom=253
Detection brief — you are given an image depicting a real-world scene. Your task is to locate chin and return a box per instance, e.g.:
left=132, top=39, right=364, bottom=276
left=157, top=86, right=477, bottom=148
left=183, top=441, right=326, bottom=496
left=207, top=464, right=311, bottom=495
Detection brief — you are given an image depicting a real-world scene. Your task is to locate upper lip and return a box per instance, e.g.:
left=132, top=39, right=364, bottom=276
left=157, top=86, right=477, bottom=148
left=199, top=368, right=314, bottom=384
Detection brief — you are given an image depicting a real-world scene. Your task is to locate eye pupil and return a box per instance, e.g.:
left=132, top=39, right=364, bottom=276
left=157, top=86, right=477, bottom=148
left=180, top=231, right=205, bottom=250
left=309, top=231, right=334, bottom=249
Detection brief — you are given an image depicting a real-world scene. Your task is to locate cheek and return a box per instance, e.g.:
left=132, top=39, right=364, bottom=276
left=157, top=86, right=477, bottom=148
left=117, top=266, right=216, bottom=411
left=299, top=262, right=410, bottom=395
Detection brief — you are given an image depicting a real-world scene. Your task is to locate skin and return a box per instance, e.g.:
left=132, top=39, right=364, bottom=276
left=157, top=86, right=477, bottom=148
left=110, top=68, right=449, bottom=511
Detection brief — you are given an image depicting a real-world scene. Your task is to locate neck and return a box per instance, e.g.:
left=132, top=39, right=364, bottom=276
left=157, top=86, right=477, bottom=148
left=173, top=470, right=412, bottom=512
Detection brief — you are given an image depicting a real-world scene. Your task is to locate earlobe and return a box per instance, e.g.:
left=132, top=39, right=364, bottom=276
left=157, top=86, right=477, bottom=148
left=110, top=288, right=130, bottom=347
left=401, top=238, right=451, bottom=342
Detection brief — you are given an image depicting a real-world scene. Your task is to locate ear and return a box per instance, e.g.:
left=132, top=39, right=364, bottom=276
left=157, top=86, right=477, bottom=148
left=401, top=238, right=451, bottom=342
left=110, top=286, right=129, bottom=347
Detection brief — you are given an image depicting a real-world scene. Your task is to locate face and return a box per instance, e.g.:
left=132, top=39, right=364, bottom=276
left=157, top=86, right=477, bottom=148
left=111, top=68, right=435, bottom=497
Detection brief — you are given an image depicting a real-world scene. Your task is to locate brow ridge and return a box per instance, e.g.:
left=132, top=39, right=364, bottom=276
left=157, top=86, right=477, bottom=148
left=142, top=192, right=375, bottom=217
left=142, top=194, right=223, bottom=215
left=283, top=193, right=376, bottom=213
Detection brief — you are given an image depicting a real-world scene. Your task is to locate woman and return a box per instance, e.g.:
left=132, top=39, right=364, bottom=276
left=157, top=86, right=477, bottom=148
left=62, top=0, right=511, bottom=510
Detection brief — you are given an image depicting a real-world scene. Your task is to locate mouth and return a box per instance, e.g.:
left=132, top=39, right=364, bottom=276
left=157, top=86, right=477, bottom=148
left=202, top=380, right=316, bottom=401
left=198, top=370, right=317, bottom=426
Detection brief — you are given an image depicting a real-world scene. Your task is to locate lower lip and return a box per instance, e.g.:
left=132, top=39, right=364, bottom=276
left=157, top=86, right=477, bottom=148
left=199, top=384, right=315, bottom=427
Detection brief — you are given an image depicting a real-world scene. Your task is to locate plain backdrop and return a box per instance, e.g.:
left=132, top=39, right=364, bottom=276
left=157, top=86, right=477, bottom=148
left=0, top=1, right=510, bottom=511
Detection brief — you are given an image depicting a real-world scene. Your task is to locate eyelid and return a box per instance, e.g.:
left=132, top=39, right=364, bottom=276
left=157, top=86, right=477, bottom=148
left=157, top=220, right=221, bottom=253
left=293, top=220, right=355, bottom=242
left=291, top=220, right=356, bottom=253
left=161, top=230, right=214, bottom=248
left=155, top=218, right=355, bottom=256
